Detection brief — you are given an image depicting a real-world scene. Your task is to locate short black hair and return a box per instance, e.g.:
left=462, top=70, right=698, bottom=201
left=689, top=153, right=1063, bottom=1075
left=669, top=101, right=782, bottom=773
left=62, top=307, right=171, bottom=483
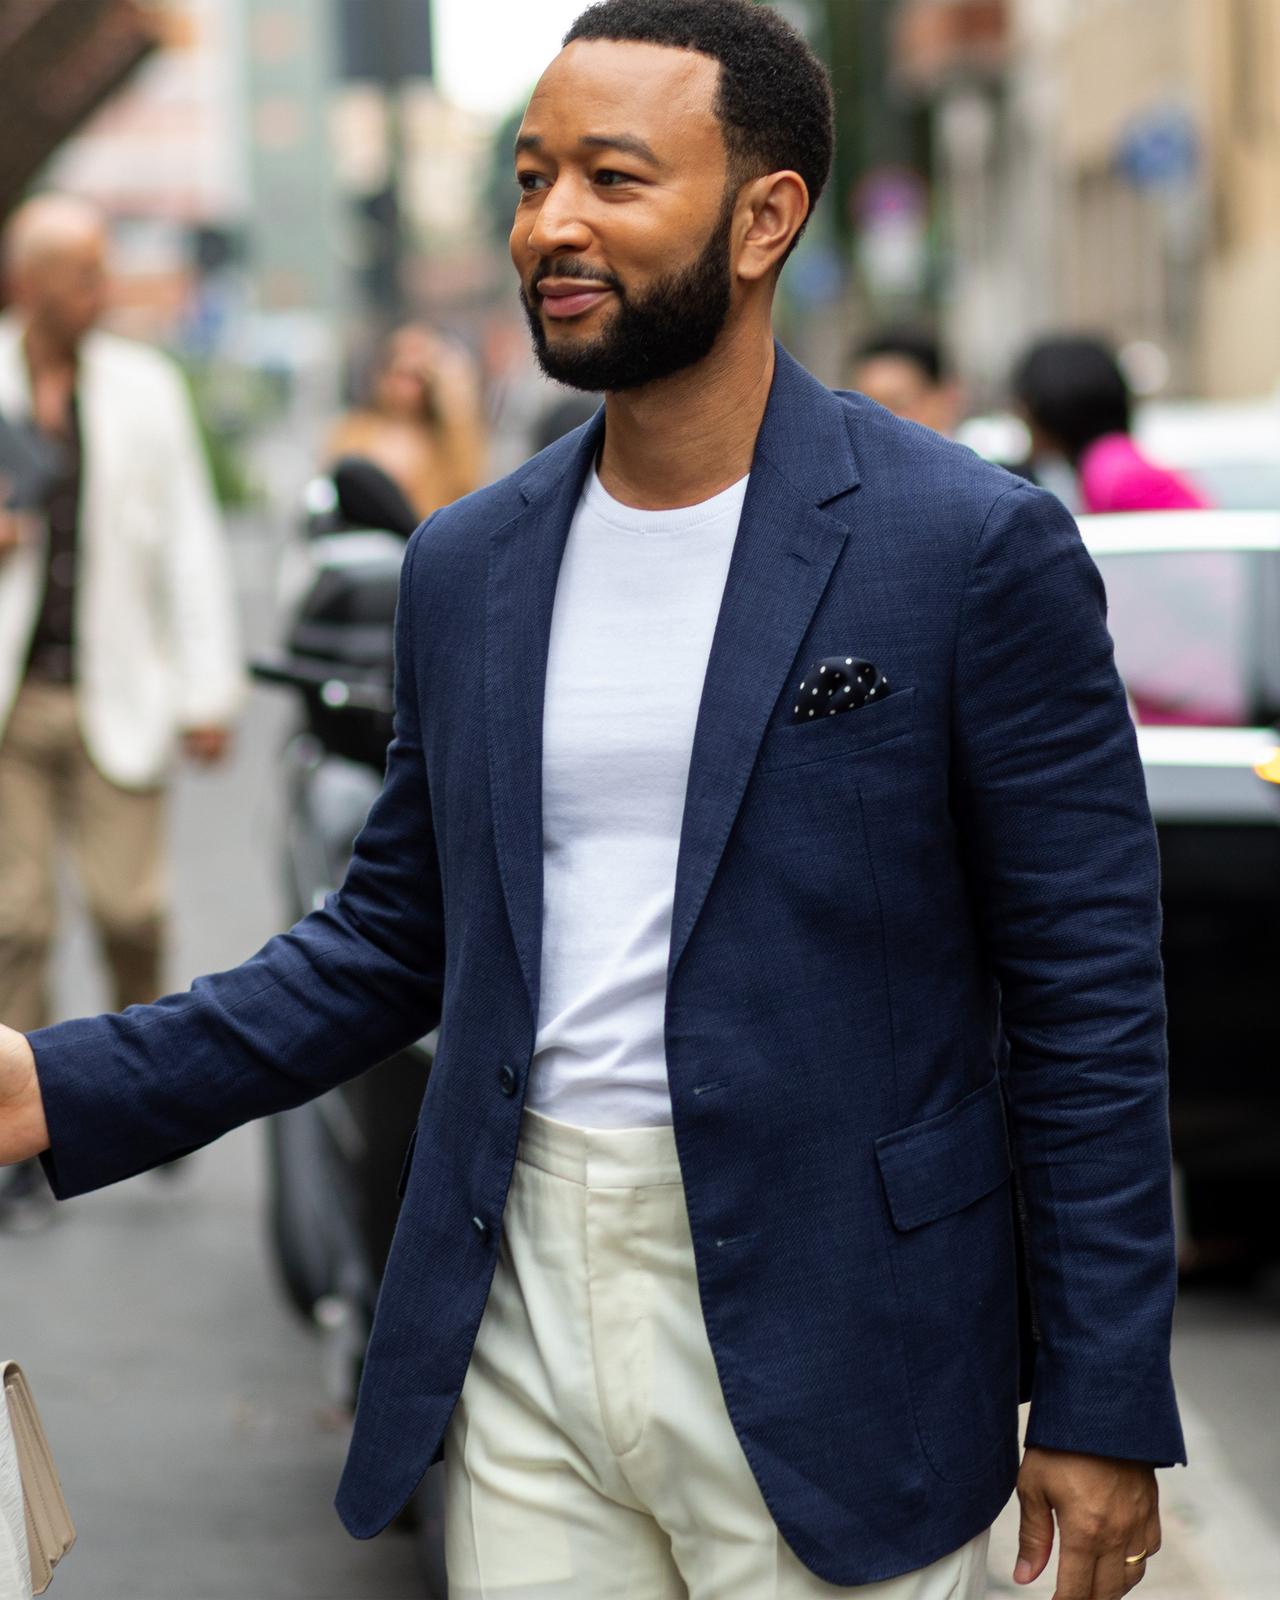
left=563, top=0, right=834, bottom=258
left=1012, top=335, right=1132, bottom=463
left=853, top=327, right=946, bottom=386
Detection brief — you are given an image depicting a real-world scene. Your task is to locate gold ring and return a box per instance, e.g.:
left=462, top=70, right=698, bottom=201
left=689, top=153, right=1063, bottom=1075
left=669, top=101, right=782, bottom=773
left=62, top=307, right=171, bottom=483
left=1124, top=1551, right=1148, bottom=1566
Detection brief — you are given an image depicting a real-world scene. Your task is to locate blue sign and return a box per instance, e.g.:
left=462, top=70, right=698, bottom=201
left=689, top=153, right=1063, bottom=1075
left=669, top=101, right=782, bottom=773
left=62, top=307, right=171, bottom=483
left=1116, top=105, right=1200, bottom=190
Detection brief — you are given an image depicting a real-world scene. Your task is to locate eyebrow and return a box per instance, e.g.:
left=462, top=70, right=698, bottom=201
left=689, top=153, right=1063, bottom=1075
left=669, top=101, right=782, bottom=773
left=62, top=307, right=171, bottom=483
left=514, top=132, right=664, bottom=169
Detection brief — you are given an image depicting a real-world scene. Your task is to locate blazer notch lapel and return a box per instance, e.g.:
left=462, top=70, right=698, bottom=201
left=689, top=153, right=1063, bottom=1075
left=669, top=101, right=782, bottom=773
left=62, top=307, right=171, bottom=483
left=666, top=353, right=864, bottom=978
left=668, top=462, right=851, bottom=979
left=754, top=344, right=862, bottom=508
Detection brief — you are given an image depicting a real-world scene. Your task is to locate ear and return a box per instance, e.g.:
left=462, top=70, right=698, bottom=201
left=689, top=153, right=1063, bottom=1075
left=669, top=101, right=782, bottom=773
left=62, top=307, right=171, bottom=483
left=734, top=171, right=811, bottom=283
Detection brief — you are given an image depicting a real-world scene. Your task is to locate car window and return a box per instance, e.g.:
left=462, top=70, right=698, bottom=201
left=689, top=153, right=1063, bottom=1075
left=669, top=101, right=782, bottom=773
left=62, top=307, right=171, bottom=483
left=1094, top=549, right=1262, bottom=726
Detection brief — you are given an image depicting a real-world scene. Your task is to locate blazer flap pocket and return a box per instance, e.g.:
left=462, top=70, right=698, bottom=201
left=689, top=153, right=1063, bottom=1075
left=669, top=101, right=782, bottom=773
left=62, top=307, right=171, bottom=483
left=396, top=1127, right=419, bottom=1199
left=874, top=1073, right=1011, bottom=1231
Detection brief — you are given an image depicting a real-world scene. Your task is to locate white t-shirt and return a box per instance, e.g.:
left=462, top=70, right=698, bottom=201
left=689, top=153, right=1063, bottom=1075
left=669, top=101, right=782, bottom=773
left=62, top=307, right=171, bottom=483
left=527, top=467, right=749, bottom=1127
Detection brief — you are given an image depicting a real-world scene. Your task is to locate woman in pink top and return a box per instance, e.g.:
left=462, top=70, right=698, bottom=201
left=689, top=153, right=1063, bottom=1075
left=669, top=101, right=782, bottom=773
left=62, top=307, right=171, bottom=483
left=1013, top=335, right=1212, bottom=512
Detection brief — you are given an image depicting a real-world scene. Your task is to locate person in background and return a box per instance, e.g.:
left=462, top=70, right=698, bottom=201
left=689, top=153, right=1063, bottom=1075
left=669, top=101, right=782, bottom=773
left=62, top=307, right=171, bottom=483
left=0, top=194, right=244, bottom=1227
left=849, top=326, right=961, bottom=437
left=1012, top=335, right=1212, bottom=513
left=325, top=323, right=487, bottom=521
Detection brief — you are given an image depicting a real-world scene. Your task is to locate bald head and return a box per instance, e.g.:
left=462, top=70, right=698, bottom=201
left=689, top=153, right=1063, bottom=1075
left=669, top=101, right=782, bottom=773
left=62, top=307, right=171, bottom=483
left=3, top=194, right=109, bottom=348
left=4, top=194, right=106, bottom=275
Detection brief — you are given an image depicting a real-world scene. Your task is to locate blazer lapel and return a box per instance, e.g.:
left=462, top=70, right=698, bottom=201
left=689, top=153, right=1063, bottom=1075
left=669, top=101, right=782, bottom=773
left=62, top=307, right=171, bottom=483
left=485, top=413, right=604, bottom=1018
left=76, top=335, right=116, bottom=569
left=667, top=346, right=860, bottom=978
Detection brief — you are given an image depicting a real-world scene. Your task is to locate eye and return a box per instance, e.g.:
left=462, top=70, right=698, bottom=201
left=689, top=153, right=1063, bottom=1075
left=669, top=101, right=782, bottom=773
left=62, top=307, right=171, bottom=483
left=516, top=171, right=549, bottom=193
left=594, top=169, right=638, bottom=188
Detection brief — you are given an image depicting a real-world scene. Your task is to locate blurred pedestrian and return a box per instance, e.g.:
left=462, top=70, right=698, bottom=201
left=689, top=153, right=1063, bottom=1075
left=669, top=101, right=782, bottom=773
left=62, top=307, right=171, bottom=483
left=849, top=327, right=961, bottom=437
left=325, top=323, right=487, bottom=520
left=0, top=193, right=243, bottom=1226
left=1013, top=335, right=1212, bottom=513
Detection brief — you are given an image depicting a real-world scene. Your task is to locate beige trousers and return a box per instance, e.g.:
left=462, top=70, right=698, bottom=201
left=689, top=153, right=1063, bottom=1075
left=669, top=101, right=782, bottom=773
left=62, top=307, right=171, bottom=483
left=0, top=680, right=166, bottom=1032
left=444, top=1109, right=990, bottom=1599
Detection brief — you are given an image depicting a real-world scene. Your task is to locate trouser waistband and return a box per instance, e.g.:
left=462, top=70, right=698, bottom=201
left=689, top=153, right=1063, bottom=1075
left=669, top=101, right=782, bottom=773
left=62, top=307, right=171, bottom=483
left=516, top=1106, right=682, bottom=1189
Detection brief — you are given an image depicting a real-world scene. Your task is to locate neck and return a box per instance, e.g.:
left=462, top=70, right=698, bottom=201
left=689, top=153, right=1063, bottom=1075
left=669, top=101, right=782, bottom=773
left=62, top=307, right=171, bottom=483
left=20, top=317, right=80, bottom=377
left=596, top=317, right=775, bottom=510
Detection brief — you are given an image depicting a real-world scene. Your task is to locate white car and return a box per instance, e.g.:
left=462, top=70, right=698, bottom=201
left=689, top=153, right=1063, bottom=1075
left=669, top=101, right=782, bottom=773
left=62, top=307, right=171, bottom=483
left=1079, top=510, right=1280, bottom=1236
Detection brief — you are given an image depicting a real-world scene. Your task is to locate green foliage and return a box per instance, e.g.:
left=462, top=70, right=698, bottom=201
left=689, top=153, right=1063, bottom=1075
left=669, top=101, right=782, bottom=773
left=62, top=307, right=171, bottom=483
left=176, top=359, right=280, bottom=511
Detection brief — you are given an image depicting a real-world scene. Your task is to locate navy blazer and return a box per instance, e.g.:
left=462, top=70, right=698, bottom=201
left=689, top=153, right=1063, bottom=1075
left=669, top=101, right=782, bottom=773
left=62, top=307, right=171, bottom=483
left=31, top=347, right=1185, bottom=1586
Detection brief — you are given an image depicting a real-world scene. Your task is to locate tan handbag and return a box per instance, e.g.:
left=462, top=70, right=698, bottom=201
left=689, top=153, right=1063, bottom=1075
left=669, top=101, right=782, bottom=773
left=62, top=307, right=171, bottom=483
left=0, top=1364, right=74, bottom=1594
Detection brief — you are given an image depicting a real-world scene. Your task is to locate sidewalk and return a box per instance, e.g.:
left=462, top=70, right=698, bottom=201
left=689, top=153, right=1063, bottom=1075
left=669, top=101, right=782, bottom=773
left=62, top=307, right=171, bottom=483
left=986, top=1406, right=1280, bottom=1600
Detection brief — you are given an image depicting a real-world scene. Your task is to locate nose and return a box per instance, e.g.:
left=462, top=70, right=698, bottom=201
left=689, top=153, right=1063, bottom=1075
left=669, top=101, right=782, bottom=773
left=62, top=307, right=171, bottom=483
left=523, top=175, right=594, bottom=262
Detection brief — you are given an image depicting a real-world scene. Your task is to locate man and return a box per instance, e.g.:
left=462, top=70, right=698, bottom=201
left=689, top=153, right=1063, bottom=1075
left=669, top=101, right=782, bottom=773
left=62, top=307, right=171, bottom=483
left=0, top=5, right=1182, bottom=1596
left=849, top=327, right=961, bottom=436
left=0, top=195, right=242, bottom=1220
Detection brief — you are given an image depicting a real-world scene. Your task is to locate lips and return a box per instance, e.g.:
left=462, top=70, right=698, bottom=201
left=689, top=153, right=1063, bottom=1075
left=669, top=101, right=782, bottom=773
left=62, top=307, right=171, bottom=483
left=537, top=281, right=614, bottom=320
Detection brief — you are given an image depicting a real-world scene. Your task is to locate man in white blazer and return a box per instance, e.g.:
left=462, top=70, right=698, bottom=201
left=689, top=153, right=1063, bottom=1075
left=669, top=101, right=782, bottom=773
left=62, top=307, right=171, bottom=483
left=0, top=194, right=243, bottom=1217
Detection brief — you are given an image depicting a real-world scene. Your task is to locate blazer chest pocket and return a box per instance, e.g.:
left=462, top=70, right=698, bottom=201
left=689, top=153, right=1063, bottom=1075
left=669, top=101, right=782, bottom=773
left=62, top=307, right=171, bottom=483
left=873, top=1073, right=1020, bottom=1481
left=756, top=686, right=917, bottom=773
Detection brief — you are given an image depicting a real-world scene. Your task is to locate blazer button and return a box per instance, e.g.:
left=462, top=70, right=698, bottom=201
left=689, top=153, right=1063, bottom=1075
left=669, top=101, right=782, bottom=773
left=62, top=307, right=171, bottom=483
left=471, top=1215, right=489, bottom=1239
left=498, top=1063, right=518, bottom=1097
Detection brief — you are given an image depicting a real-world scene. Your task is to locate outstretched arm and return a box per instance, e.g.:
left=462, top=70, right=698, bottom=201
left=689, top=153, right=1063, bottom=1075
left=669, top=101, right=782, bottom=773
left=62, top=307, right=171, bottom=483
left=0, top=522, right=444, bottom=1198
left=0, top=1026, right=46, bottom=1163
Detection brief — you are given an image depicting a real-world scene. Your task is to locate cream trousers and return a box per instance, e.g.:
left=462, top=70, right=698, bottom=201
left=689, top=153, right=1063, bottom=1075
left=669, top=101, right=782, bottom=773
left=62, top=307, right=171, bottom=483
left=444, top=1109, right=990, bottom=1599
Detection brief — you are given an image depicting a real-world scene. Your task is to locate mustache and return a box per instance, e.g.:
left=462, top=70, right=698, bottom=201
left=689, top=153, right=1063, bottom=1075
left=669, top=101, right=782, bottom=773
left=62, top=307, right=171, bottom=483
left=529, top=258, right=623, bottom=294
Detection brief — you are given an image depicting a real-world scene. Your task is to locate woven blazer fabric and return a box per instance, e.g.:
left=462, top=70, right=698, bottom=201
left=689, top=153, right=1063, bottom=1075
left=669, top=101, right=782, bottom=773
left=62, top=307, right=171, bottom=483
left=29, top=347, right=1185, bottom=1586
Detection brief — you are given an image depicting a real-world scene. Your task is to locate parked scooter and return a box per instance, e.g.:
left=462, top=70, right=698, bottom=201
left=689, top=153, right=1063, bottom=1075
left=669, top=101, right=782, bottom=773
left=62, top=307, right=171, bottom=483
left=252, top=458, right=446, bottom=1591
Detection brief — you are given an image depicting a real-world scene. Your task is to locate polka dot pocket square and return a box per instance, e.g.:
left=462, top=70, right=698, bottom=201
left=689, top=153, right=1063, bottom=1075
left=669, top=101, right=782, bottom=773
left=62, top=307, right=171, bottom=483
left=790, top=657, right=890, bottom=723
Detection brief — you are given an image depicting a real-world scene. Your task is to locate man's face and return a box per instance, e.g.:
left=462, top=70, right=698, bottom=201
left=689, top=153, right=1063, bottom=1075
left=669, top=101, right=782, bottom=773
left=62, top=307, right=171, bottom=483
left=19, top=231, right=109, bottom=348
left=852, top=354, right=958, bottom=437
left=511, top=40, right=740, bottom=393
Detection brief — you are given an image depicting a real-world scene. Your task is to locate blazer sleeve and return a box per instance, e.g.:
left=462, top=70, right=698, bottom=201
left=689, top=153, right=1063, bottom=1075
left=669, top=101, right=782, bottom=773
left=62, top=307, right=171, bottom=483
left=950, top=482, right=1186, bottom=1468
left=31, top=523, right=445, bottom=1200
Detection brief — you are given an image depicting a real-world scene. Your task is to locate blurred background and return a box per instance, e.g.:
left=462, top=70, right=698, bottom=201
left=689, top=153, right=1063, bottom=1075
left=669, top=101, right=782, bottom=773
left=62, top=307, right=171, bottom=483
left=2, top=0, right=1278, bottom=493
left=1, top=3, right=1279, bottom=1597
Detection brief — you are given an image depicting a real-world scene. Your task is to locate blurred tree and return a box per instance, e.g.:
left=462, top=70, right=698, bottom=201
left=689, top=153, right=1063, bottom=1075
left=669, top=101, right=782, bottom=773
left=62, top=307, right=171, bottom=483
left=0, top=0, right=159, bottom=229
left=818, top=0, right=932, bottom=254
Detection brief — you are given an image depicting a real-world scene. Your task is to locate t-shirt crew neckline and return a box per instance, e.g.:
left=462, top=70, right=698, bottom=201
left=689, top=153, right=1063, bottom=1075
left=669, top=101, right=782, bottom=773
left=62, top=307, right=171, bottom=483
left=582, top=467, right=750, bottom=538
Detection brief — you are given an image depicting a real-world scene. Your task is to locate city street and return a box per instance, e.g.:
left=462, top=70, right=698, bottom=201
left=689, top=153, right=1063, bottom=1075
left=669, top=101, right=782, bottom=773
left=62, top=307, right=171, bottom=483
left=0, top=520, right=425, bottom=1596
left=3, top=520, right=1278, bottom=1598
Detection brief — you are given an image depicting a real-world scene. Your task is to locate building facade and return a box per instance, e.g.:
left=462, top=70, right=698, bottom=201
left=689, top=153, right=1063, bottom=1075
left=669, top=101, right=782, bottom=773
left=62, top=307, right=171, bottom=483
left=894, top=0, right=1280, bottom=400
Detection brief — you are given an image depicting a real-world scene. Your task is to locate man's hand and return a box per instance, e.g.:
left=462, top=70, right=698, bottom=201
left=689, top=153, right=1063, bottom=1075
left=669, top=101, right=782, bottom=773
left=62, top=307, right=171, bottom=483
left=1016, top=1446, right=1160, bottom=1599
left=182, top=726, right=231, bottom=765
left=0, top=1025, right=50, bottom=1165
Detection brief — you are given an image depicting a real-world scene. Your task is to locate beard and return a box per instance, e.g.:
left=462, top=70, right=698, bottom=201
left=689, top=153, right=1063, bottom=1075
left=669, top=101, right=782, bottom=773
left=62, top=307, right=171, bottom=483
left=520, top=192, right=735, bottom=394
